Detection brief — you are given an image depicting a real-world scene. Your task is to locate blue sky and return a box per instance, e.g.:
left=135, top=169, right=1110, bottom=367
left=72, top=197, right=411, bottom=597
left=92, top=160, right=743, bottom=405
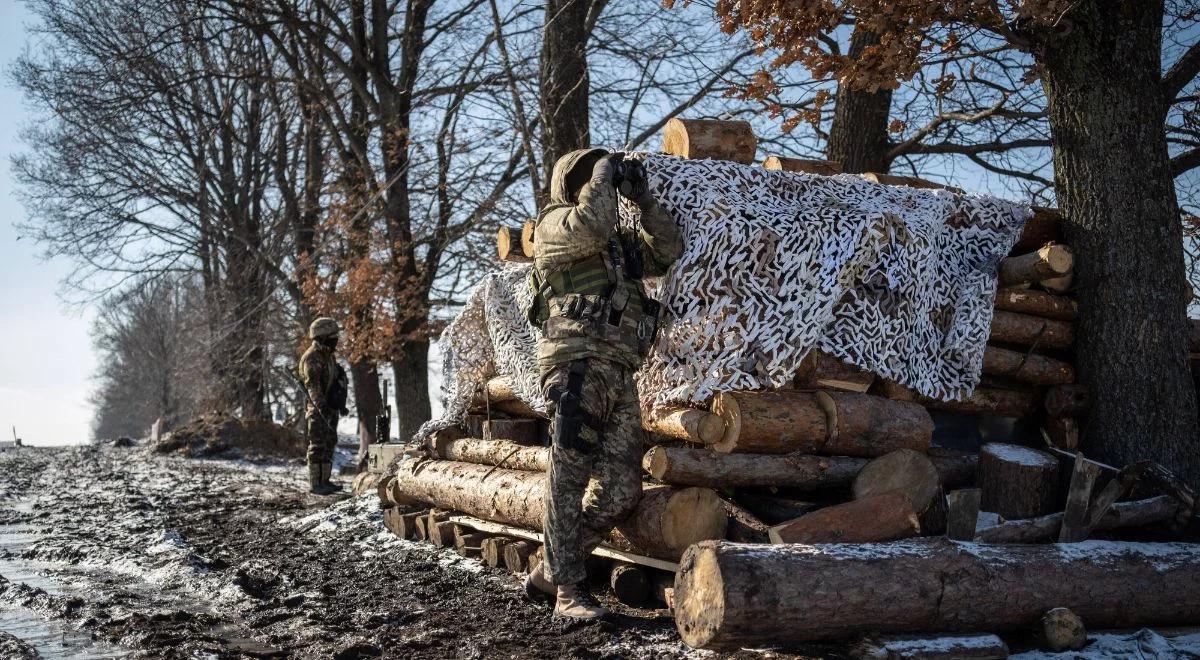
left=0, top=1, right=96, bottom=446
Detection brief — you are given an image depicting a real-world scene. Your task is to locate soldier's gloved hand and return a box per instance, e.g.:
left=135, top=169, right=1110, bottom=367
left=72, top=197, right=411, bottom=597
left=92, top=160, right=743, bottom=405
left=590, top=154, right=614, bottom=188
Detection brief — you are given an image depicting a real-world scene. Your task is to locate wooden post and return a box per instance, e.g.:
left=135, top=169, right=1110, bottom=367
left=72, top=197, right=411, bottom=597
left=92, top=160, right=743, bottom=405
left=945, top=489, right=982, bottom=541
left=481, top=537, right=509, bottom=568
left=398, top=511, right=424, bottom=540
left=661, top=118, right=758, bottom=163
left=978, top=443, right=1060, bottom=519
left=430, top=521, right=457, bottom=548
left=1058, top=454, right=1103, bottom=542
left=455, top=532, right=486, bottom=558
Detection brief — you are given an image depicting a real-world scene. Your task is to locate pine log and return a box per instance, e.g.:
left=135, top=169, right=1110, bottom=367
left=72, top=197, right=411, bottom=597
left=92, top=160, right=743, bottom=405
left=1044, top=384, right=1089, bottom=418
left=610, top=563, right=650, bottom=607
left=352, top=471, right=381, bottom=497
left=391, top=459, right=726, bottom=559
left=851, top=633, right=1009, bottom=660
left=482, top=418, right=541, bottom=444
left=873, top=378, right=916, bottom=401
left=430, top=521, right=457, bottom=548
left=481, top=537, right=510, bottom=568
left=673, top=538, right=1200, bottom=649
left=472, top=378, right=544, bottom=418
left=861, top=172, right=964, bottom=194
left=382, top=507, right=403, bottom=537
left=504, top=540, right=535, bottom=573
left=721, top=499, right=771, bottom=543
left=414, top=515, right=429, bottom=541
left=455, top=532, right=486, bottom=558
left=815, top=391, right=933, bottom=456
left=975, top=495, right=1180, bottom=543
left=731, top=493, right=823, bottom=525
left=994, top=288, right=1078, bottom=321
left=918, top=387, right=1038, bottom=418
left=852, top=449, right=940, bottom=513
left=661, top=118, right=758, bottom=164
left=982, top=346, right=1074, bottom=385
left=398, top=511, right=424, bottom=540
left=497, top=226, right=530, bottom=262
left=767, top=491, right=921, bottom=544
left=928, top=448, right=979, bottom=488
left=999, top=244, right=1073, bottom=287
left=989, top=310, right=1074, bottom=349
left=1044, top=416, right=1080, bottom=451
left=1010, top=207, right=1061, bottom=254
left=945, top=489, right=982, bottom=541
left=710, top=390, right=931, bottom=456
left=610, top=485, right=729, bottom=559
left=644, top=446, right=867, bottom=488
left=644, top=406, right=725, bottom=444
left=1040, top=274, right=1073, bottom=293
left=432, top=437, right=549, bottom=472
left=520, top=220, right=536, bottom=258
left=795, top=349, right=875, bottom=392
left=376, top=474, right=396, bottom=505
left=978, top=443, right=1060, bottom=518
left=762, top=156, right=843, bottom=175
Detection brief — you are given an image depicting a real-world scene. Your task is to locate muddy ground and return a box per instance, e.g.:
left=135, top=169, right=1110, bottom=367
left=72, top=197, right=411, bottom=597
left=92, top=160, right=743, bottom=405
left=0, top=443, right=830, bottom=659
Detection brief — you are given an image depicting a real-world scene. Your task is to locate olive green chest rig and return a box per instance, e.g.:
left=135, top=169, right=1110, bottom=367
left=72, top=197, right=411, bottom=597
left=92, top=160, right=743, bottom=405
left=528, top=231, right=661, bottom=360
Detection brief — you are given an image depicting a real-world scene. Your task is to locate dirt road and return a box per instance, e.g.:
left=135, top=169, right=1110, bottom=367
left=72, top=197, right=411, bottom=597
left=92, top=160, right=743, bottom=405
left=0, top=443, right=721, bottom=659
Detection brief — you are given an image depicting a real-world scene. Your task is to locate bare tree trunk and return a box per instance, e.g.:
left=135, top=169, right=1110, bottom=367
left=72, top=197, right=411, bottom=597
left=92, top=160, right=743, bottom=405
left=350, top=361, right=382, bottom=452
left=393, top=339, right=431, bottom=441
left=539, top=0, right=591, bottom=201
left=826, top=26, right=893, bottom=173
left=1039, top=2, right=1200, bottom=483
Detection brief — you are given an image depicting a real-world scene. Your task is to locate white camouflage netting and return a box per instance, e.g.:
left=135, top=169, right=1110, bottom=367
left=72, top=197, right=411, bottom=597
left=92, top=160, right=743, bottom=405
left=415, top=154, right=1030, bottom=441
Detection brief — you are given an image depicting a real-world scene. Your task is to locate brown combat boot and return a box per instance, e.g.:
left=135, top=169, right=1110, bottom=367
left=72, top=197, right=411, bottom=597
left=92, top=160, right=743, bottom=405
left=523, top=559, right=555, bottom=601
left=321, top=463, right=343, bottom=493
left=553, top=583, right=606, bottom=621
left=308, top=462, right=333, bottom=495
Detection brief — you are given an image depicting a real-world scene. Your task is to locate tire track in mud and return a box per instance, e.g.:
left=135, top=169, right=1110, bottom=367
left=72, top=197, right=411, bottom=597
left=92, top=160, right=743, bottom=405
left=0, top=444, right=715, bottom=659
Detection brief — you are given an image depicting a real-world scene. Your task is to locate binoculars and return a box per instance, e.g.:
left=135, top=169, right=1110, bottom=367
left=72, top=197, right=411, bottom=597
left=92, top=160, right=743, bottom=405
left=608, top=153, right=647, bottom=199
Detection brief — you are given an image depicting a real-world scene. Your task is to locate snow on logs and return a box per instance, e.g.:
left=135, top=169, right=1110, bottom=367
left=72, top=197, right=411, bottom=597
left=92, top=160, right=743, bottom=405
left=661, top=118, right=758, bottom=164
left=672, top=539, right=1200, bottom=649
left=710, top=390, right=932, bottom=456
left=389, top=458, right=726, bottom=560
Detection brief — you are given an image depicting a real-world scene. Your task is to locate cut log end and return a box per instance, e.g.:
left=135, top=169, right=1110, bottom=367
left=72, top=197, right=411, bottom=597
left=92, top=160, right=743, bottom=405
left=852, top=448, right=940, bottom=513
left=662, top=488, right=728, bottom=552
left=662, top=118, right=758, bottom=164
left=674, top=543, right=726, bottom=650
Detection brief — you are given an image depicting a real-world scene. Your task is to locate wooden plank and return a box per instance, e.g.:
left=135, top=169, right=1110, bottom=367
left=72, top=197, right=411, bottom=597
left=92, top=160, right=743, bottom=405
left=448, top=515, right=679, bottom=572
left=945, top=489, right=982, bottom=541
left=1059, top=454, right=1103, bottom=542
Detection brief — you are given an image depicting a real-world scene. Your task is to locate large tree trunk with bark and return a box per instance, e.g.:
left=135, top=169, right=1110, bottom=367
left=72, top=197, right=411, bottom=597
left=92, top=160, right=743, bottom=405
left=392, top=339, right=431, bottom=441
left=673, top=539, right=1200, bottom=649
left=1039, top=3, right=1200, bottom=483
left=539, top=0, right=591, bottom=203
left=826, top=26, right=893, bottom=173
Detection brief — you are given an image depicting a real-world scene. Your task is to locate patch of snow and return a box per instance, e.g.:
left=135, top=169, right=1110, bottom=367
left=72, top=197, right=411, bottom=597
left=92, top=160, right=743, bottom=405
left=983, top=442, right=1057, bottom=467
left=1011, top=629, right=1200, bottom=659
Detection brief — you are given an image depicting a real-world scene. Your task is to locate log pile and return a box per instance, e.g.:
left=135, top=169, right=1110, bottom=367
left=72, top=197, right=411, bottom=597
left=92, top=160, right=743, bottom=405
left=373, top=119, right=1200, bottom=652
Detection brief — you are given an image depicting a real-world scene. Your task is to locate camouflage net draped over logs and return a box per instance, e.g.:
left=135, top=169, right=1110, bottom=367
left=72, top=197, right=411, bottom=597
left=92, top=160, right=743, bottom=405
left=415, top=155, right=1029, bottom=442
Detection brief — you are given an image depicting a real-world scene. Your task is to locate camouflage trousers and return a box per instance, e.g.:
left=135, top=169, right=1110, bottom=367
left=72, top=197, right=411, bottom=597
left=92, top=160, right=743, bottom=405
left=306, top=410, right=339, bottom=464
left=541, top=357, right=644, bottom=586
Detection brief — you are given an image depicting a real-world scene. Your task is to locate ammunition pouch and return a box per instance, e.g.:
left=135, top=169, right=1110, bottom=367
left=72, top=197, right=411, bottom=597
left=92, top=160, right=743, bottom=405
left=548, top=360, right=601, bottom=453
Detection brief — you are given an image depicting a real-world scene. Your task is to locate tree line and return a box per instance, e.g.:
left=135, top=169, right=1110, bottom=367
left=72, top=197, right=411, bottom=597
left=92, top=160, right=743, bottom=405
left=13, top=0, right=1199, bottom=479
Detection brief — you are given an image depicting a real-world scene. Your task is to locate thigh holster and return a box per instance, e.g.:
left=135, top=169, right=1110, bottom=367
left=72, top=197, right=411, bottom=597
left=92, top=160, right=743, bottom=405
left=548, top=360, right=603, bottom=454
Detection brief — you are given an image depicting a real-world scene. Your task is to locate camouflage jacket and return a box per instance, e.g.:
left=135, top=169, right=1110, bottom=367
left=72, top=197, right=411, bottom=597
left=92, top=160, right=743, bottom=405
left=299, top=342, right=336, bottom=415
left=533, top=148, right=684, bottom=369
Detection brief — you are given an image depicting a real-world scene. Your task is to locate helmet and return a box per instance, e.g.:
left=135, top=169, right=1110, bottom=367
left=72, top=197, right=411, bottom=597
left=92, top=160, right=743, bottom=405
left=309, top=317, right=339, bottom=339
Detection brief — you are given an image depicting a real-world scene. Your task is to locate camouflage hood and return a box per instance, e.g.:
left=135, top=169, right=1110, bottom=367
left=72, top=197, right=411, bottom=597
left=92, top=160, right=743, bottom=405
left=547, top=147, right=610, bottom=208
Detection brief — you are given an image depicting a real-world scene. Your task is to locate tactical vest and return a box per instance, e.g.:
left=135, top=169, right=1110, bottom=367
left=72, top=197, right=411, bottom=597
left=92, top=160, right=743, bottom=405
left=529, top=233, right=660, bottom=366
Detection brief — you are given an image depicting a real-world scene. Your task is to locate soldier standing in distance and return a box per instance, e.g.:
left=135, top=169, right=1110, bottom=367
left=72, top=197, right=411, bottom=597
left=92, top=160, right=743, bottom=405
left=523, top=149, right=683, bottom=620
left=299, top=317, right=350, bottom=495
